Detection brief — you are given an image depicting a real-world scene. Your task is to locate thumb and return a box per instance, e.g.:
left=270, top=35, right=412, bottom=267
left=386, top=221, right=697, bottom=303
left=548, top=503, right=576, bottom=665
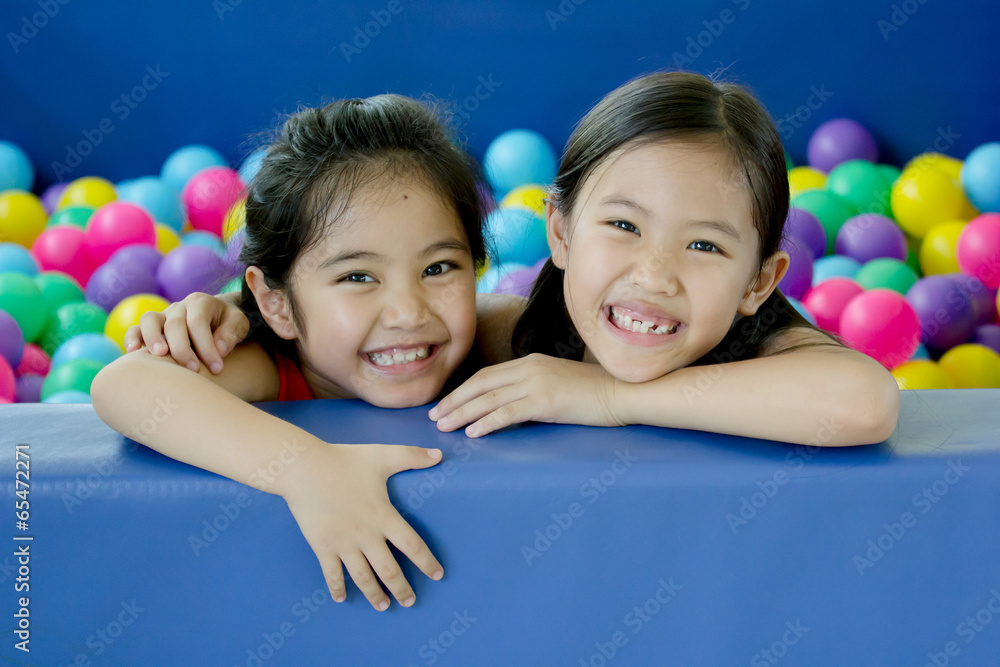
left=383, top=445, right=443, bottom=476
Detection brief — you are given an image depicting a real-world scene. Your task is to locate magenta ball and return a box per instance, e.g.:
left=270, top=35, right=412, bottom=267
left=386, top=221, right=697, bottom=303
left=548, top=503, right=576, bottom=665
left=839, top=289, right=920, bottom=368
left=785, top=208, right=827, bottom=259
left=15, top=373, right=43, bottom=403
left=906, top=275, right=977, bottom=354
left=84, top=202, right=156, bottom=265
left=778, top=237, right=813, bottom=300
left=107, top=244, right=164, bottom=275
left=834, top=213, right=907, bottom=263
left=30, top=225, right=97, bottom=287
left=0, top=356, right=14, bottom=403
left=956, top=213, right=1000, bottom=289
left=182, top=167, right=244, bottom=237
left=156, top=245, right=228, bottom=302
left=0, top=309, right=25, bottom=368
left=807, top=119, right=878, bottom=173
left=802, top=277, right=864, bottom=334
left=495, top=267, right=538, bottom=297
left=947, top=274, right=997, bottom=326
left=85, top=258, right=160, bottom=312
left=16, top=343, right=49, bottom=376
left=41, top=182, right=69, bottom=214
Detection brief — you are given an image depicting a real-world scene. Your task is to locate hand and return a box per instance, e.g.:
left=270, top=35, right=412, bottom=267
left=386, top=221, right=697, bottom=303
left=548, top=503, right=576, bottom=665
left=283, top=443, right=446, bottom=611
left=123, top=292, right=249, bottom=374
left=428, top=353, right=626, bottom=437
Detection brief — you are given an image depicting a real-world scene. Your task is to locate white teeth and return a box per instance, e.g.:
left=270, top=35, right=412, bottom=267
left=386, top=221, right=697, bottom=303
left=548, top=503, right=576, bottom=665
left=369, top=347, right=432, bottom=366
left=405, top=351, right=417, bottom=362
left=624, top=315, right=633, bottom=327
left=416, top=348, right=428, bottom=359
left=610, top=307, right=680, bottom=336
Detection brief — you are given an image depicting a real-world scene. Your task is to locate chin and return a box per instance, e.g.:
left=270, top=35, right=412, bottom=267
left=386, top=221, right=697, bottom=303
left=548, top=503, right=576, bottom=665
left=361, top=384, right=439, bottom=409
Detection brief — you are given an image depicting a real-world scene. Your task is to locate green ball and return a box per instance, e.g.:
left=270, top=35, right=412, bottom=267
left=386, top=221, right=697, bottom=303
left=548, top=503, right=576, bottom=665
left=790, top=190, right=859, bottom=254
left=905, top=249, right=922, bottom=277
left=825, top=160, right=893, bottom=217
left=854, top=258, right=920, bottom=294
left=46, top=205, right=94, bottom=230
left=784, top=151, right=794, bottom=171
left=218, top=276, right=243, bottom=295
left=34, top=271, right=85, bottom=314
left=877, top=163, right=902, bottom=185
left=0, top=271, right=49, bottom=342
left=40, top=358, right=105, bottom=400
left=39, top=302, right=108, bottom=356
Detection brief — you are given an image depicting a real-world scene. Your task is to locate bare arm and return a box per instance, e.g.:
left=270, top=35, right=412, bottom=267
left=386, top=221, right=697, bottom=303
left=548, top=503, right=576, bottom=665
left=472, top=292, right=525, bottom=365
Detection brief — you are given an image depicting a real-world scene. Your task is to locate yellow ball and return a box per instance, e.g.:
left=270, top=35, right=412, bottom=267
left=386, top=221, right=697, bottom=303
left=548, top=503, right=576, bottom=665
left=891, top=164, right=968, bottom=238
left=918, top=220, right=966, bottom=275
left=475, top=256, right=490, bottom=279
left=500, top=184, right=547, bottom=217
left=906, top=152, right=963, bottom=181
left=0, top=190, right=48, bottom=247
left=891, top=360, right=953, bottom=390
left=938, top=344, right=1000, bottom=388
left=155, top=223, right=181, bottom=254
left=788, top=167, right=827, bottom=200
left=105, top=293, right=170, bottom=351
left=58, top=176, right=117, bottom=210
left=223, top=199, right=246, bottom=243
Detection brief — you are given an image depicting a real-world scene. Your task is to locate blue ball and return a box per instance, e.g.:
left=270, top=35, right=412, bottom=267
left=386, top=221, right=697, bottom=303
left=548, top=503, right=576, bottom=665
left=485, top=208, right=550, bottom=265
left=477, top=263, right=528, bottom=294
left=483, top=129, right=557, bottom=198
left=812, top=255, right=861, bottom=285
left=43, top=390, right=92, bottom=404
left=0, top=243, right=40, bottom=277
left=238, top=146, right=268, bottom=186
left=785, top=296, right=816, bottom=326
left=116, top=176, right=185, bottom=231
left=910, top=343, right=931, bottom=361
left=161, top=145, right=227, bottom=192
left=962, top=142, right=1000, bottom=213
left=182, top=230, right=226, bottom=256
left=0, top=141, right=33, bottom=191
left=51, top=333, right=122, bottom=370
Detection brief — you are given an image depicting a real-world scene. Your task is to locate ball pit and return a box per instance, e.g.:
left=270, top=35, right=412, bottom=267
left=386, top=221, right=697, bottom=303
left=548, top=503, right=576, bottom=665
left=906, top=275, right=977, bottom=354
left=854, top=258, right=919, bottom=294
left=0, top=242, right=40, bottom=276
left=116, top=176, right=184, bottom=231
left=157, top=245, right=229, bottom=301
left=838, top=289, right=920, bottom=368
left=38, top=301, right=108, bottom=356
left=825, top=160, right=893, bottom=214
left=919, top=221, right=966, bottom=275
left=961, top=142, right=1000, bottom=213
left=47, top=205, right=94, bottom=229
left=0, top=190, right=47, bottom=247
left=802, top=277, right=864, bottom=334
left=937, top=344, right=1000, bottom=388
left=0, top=272, right=48, bottom=341
left=807, top=119, right=878, bottom=172
left=84, top=201, right=157, bottom=265
left=812, top=255, right=861, bottom=285
left=50, top=333, right=122, bottom=370
left=31, top=225, right=97, bottom=287
left=790, top=190, right=858, bottom=254
left=834, top=213, right=906, bottom=263
left=105, top=294, right=169, bottom=351
left=58, top=176, right=117, bottom=209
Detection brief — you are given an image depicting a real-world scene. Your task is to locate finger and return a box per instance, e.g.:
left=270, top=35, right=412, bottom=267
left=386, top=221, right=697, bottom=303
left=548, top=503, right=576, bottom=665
left=341, top=551, right=390, bottom=611
left=364, top=541, right=417, bottom=608
left=214, top=305, right=251, bottom=359
left=123, top=325, right=144, bottom=352
left=385, top=518, right=444, bottom=584
left=380, top=444, right=443, bottom=477
left=316, top=554, right=347, bottom=604
left=161, top=308, right=201, bottom=371
left=465, top=399, right=534, bottom=437
left=428, top=362, right=521, bottom=421
left=136, top=311, right=169, bottom=356
left=186, top=309, right=226, bottom=374
left=435, top=385, right=526, bottom=433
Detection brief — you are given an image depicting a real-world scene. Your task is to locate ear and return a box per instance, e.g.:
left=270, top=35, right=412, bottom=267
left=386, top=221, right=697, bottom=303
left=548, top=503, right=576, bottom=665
left=245, top=266, right=298, bottom=340
left=737, top=250, right=790, bottom=316
left=545, top=201, right=571, bottom=270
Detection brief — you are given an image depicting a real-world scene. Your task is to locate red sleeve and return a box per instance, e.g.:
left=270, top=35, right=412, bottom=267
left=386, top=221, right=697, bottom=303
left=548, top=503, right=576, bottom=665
left=273, top=353, right=315, bottom=401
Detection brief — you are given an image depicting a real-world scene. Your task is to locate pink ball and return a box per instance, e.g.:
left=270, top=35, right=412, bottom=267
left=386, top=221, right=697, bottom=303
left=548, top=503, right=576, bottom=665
left=182, top=167, right=244, bottom=236
left=84, top=202, right=157, bottom=266
left=956, top=213, right=1000, bottom=289
left=0, top=356, right=15, bottom=404
left=839, top=289, right=920, bottom=368
left=31, top=225, right=97, bottom=287
left=802, top=277, right=864, bottom=334
left=16, top=343, right=50, bottom=376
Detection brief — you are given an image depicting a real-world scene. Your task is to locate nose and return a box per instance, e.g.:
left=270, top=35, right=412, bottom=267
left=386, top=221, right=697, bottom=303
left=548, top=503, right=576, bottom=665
left=628, top=246, right=680, bottom=297
left=380, top=282, right=433, bottom=331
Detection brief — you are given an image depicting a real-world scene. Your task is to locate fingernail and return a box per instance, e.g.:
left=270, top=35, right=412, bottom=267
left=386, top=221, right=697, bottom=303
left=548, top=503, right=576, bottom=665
left=186, top=360, right=199, bottom=372
left=401, top=596, right=415, bottom=607
left=427, top=448, right=442, bottom=459
left=210, top=362, right=222, bottom=374
left=334, top=594, right=346, bottom=603
left=432, top=569, right=444, bottom=580
left=377, top=600, right=389, bottom=611
left=466, top=425, right=481, bottom=438
left=428, top=406, right=439, bottom=419
left=153, top=343, right=166, bottom=355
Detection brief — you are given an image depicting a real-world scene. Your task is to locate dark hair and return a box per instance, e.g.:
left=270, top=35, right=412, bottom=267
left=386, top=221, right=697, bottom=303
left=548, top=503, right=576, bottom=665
left=237, top=95, right=488, bottom=358
left=512, top=71, right=839, bottom=363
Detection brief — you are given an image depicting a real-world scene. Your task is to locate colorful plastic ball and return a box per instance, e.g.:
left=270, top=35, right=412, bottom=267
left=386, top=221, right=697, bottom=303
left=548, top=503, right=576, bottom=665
left=51, top=333, right=122, bottom=370
left=477, top=263, right=528, bottom=294
left=161, top=144, right=227, bottom=192
left=105, top=293, right=170, bottom=351
left=0, top=272, right=47, bottom=341
left=39, top=301, right=107, bottom=356
left=956, top=213, right=1000, bottom=289
left=485, top=208, right=549, bottom=266
left=155, top=223, right=182, bottom=254
left=854, top=258, right=919, bottom=294
left=784, top=152, right=794, bottom=171
left=40, top=182, right=69, bottom=213
left=43, top=389, right=92, bottom=404
left=0, top=141, right=34, bottom=191
left=790, top=190, right=859, bottom=254
left=947, top=274, right=997, bottom=326
left=938, top=344, right=1000, bottom=388
left=495, top=266, right=540, bottom=297
left=878, top=164, right=902, bottom=184
left=919, top=221, right=966, bottom=275
left=181, top=167, right=244, bottom=237
left=778, top=237, right=813, bottom=300
left=0, top=356, right=14, bottom=403
left=973, top=324, right=1000, bottom=356
left=107, top=244, right=164, bottom=275
left=891, top=360, right=952, bottom=390
left=41, top=358, right=105, bottom=400
left=812, top=255, right=861, bottom=285
left=910, top=153, right=963, bottom=181
left=218, top=276, right=243, bottom=295
left=784, top=208, right=827, bottom=260
left=0, top=190, right=47, bottom=248
left=223, top=228, right=246, bottom=279
left=15, top=343, right=49, bottom=376
left=156, top=244, right=229, bottom=302
left=910, top=343, right=931, bottom=360
left=961, top=142, right=1000, bottom=213
left=834, top=213, right=906, bottom=264
left=906, top=275, right=977, bottom=354
left=58, top=176, right=117, bottom=210
left=839, top=289, right=920, bottom=367
left=222, top=199, right=246, bottom=243
left=807, top=119, right=878, bottom=173
left=47, top=205, right=94, bottom=230
left=0, top=242, right=39, bottom=276
left=500, top=184, right=548, bottom=217
left=84, top=202, right=157, bottom=265
left=802, top=277, right=864, bottom=334
left=33, top=271, right=85, bottom=314
left=825, top=160, right=893, bottom=215
left=891, top=165, right=968, bottom=238
left=238, top=146, right=268, bottom=186
left=483, top=130, right=557, bottom=198
left=85, top=258, right=160, bottom=312
left=182, top=230, right=226, bottom=256
left=116, top=176, right=184, bottom=231
left=31, top=225, right=97, bottom=287
left=0, top=309, right=24, bottom=368
left=15, top=373, right=44, bottom=403
left=787, top=166, right=827, bottom=199
left=784, top=296, right=815, bottom=325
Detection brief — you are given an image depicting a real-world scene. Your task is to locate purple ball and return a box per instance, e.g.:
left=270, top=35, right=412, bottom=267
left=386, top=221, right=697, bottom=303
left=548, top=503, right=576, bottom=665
left=973, top=324, right=1000, bottom=356
left=15, top=373, right=44, bottom=403
left=224, top=228, right=246, bottom=279
left=107, top=244, right=164, bottom=274
left=807, top=119, right=878, bottom=173
left=532, top=256, right=549, bottom=273
left=834, top=213, right=907, bottom=263
left=947, top=274, right=998, bottom=327
left=156, top=245, right=228, bottom=302
left=778, top=237, right=814, bottom=300
left=495, top=267, right=540, bottom=297
left=0, top=310, right=25, bottom=368
left=784, top=208, right=826, bottom=259
left=40, top=182, right=69, bottom=214
left=906, top=275, right=977, bottom=354
left=85, top=258, right=160, bottom=312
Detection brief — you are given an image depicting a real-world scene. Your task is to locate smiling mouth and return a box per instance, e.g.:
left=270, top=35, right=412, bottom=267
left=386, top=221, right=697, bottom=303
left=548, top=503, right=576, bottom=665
left=608, top=306, right=681, bottom=335
left=366, top=345, right=434, bottom=367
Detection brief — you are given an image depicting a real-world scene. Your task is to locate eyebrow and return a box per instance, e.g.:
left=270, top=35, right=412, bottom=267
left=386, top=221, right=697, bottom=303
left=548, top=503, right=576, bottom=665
left=317, top=238, right=470, bottom=271
left=599, top=195, right=743, bottom=243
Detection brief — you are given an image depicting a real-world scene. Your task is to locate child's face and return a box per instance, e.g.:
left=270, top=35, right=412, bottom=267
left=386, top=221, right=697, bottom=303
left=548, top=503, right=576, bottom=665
left=287, top=180, right=477, bottom=407
left=550, top=139, right=780, bottom=383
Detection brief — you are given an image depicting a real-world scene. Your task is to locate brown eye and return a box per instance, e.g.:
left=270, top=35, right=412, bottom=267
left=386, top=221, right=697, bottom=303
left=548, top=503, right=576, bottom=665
left=688, top=240, right=721, bottom=253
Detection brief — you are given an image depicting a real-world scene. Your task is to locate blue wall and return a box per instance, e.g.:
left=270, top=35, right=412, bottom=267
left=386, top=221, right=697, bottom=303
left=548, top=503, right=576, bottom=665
left=2, top=0, right=998, bottom=187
